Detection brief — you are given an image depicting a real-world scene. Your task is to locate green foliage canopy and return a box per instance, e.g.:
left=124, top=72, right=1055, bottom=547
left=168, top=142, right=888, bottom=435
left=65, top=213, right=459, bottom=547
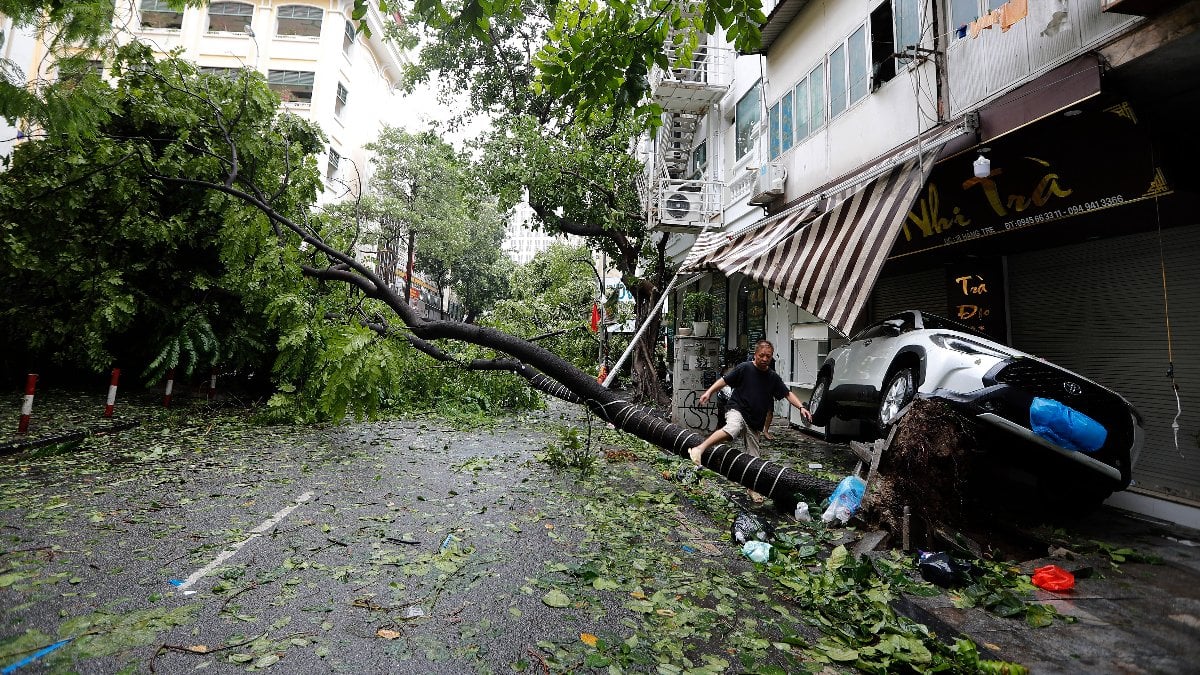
left=0, top=44, right=322, bottom=383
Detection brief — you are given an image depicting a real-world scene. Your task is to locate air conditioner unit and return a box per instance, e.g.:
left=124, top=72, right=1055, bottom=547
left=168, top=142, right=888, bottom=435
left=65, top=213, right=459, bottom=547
left=748, top=163, right=787, bottom=205
left=660, top=186, right=703, bottom=225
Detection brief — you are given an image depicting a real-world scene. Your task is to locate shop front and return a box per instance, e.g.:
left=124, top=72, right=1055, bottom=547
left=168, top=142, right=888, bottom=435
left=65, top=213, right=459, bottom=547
left=870, top=96, right=1200, bottom=505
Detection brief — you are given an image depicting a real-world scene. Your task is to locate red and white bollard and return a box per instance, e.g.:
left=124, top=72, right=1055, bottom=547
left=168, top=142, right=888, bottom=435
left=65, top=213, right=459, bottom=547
left=103, top=368, right=121, bottom=418
left=17, top=373, right=37, bottom=434
left=207, top=369, right=217, bottom=401
left=163, top=368, right=175, bottom=408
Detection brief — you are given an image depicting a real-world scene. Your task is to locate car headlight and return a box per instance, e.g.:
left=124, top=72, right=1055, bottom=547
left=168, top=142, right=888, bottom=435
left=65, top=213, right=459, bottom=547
left=928, top=334, right=1009, bottom=359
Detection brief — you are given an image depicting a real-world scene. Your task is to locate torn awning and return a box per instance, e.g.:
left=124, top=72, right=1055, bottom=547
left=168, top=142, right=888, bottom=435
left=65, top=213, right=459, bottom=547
left=679, top=202, right=818, bottom=273
left=740, top=155, right=936, bottom=336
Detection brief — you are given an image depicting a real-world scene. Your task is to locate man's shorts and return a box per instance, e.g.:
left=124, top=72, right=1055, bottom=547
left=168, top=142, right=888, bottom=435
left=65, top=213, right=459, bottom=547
left=721, top=409, right=761, bottom=457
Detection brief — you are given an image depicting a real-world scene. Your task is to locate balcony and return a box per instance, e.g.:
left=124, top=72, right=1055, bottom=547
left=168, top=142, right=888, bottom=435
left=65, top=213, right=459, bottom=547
left=650, top=43, right=732, bottom=114
left=651, top=178, right=723, bottom=233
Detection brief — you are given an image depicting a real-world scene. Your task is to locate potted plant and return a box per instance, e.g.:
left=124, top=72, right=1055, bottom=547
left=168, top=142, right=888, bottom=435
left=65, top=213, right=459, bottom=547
left=682, top=290, right=719, bottom=338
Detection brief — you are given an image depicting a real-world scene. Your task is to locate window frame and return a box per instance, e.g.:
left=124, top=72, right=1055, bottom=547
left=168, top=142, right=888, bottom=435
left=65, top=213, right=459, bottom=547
left=691, top=141, right=707, bottom=178
left=335, top=82, right=349, bottom=118
left=206, top=1, right=254, bottom=33
left=276, top=4, right=323, bottom=37
left=267, top=69, right=315, bottom=104
left=139, top=0, right=184, bottom=30
left=826, top=22, right=869, bottom=120
left=343, top=20, right=357, bottom=57
left=326, top=147, right=341, bottom=182
left=734, top=80, right=762, bottom=163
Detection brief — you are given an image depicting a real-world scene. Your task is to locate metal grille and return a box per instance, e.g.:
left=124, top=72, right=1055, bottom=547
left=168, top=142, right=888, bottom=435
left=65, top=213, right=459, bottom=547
left=993, top=358, right=1133, bottom=461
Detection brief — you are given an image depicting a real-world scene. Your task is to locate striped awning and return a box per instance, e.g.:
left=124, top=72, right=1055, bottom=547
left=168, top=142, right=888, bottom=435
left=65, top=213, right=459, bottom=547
left=679, top=202, right=818, bottom=273
left=738, top=155, right=936, bottom=336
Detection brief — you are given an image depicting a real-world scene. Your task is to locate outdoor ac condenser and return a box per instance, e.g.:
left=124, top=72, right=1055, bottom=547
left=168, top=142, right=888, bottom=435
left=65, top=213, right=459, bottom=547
left=660, top=187, right=703, bottom=225
left=748, top=163, right=786, bottom=205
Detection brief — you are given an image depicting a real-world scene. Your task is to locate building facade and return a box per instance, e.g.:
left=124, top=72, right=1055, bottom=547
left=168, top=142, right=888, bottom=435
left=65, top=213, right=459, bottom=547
left=2, top=0, right=409, bottom=199
left=651, top=0, right=1200, bottom=522
left=117, top=0, right=408, bottom=201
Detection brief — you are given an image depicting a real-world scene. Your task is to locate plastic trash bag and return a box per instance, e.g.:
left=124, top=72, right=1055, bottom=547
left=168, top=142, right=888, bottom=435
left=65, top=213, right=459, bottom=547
left=741, top=540, right=772, bottom=563
left=1031, top=564, right=1075, bottom=591
left=731, top=511, right=775, bottom=545
left=918, top=551, right=976, bottom=588
left=794, top=502, right=811, bottom=522
left=821, top=475, right=866, bottom=524
left=1029, top=397, right=1107, bottom=452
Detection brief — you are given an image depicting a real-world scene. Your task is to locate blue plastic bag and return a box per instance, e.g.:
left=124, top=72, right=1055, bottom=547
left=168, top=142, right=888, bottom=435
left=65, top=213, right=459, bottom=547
left=1029, top=397, right=1107, bottom=453
left=741, top=540, right=772, bottom=562
left=821, top=475, right=866, bottom=524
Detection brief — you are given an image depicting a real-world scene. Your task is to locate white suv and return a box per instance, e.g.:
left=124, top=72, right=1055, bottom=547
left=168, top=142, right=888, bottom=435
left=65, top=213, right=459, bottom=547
left=809, top=311, right=1143, bottom=501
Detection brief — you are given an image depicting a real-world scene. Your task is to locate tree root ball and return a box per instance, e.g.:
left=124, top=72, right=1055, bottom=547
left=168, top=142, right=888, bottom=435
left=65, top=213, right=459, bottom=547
left=859, top=398, right=978, bottom=539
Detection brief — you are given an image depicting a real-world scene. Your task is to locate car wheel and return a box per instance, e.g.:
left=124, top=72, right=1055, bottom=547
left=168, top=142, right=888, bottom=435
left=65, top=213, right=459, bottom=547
left=878, top=368, right=915, bottom=428
left=809, top=375, right=833, bottom=427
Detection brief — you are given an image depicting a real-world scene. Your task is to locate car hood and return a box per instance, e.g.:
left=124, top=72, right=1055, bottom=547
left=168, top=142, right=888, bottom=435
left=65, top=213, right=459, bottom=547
left=927, top=330, right=1141, bottom=415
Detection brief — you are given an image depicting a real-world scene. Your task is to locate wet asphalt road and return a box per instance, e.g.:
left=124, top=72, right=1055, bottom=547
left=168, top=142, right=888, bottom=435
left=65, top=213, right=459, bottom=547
left=0, top=399, right=840, bottom=674
left=4, top=393, right=1200, bottom=674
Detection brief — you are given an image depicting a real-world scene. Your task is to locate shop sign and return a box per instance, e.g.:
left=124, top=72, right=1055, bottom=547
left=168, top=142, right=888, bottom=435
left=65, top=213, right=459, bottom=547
left=892, top=102, right=1171, bottom=258
left=945, top=259, right=1006, bottom=341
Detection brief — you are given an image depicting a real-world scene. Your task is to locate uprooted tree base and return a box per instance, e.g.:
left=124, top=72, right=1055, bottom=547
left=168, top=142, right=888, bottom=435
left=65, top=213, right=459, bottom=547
left=859, top=398, right=980, bottom=545
left=856, top=397, right=1114, bottom=556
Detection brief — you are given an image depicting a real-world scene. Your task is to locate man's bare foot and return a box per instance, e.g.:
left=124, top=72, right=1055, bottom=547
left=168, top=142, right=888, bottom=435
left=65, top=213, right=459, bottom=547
left=763, top=431, right=775, bottom=440
left=688, top=446, right=705, bottom=465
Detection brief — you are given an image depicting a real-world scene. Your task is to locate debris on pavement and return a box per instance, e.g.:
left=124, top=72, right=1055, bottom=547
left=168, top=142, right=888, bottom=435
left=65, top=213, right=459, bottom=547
left=1030, top=564, right=1076, bottom=591
left=821, top=475, right=865, bottom=524
left=731, top=511, right=774, bottom=545
left=917, top=551, right=976, bottom=588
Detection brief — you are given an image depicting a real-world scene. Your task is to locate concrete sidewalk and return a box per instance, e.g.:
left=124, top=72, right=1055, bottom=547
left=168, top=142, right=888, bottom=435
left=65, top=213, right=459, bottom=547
left=903, top=507, right=1200, bottom=673
left=760, top=418, right=1200, bottom=674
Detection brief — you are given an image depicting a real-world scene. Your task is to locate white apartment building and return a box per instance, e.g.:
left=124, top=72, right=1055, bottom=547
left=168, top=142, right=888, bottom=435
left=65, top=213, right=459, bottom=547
left=652, top=0, right=1200, bottom=523
left=2, top=0, right=410, bottom=200
left=502, top=200, right=586, bottom=265
left=122, top=0, right=409, bottom=201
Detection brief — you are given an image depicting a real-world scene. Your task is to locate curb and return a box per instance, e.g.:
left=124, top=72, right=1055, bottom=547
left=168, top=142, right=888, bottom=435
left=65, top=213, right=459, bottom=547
left=0, top=420, right=141, bottom=455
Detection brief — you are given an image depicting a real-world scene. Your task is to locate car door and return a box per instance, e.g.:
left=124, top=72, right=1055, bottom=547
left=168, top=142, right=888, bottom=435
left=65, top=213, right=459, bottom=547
left=837, top=314, right=910, bottom=401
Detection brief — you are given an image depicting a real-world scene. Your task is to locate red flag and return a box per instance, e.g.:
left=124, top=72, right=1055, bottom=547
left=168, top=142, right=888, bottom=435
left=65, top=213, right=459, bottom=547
left=590, top=303, right=600, bottom=332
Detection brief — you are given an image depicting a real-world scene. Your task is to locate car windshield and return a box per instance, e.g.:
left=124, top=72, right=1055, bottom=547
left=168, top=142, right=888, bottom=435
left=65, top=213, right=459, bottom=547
left=919, top=312, right=997, bottom=342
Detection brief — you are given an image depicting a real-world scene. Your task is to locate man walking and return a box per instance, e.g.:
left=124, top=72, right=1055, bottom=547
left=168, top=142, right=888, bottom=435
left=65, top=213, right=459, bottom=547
left=689, top=340, right=813, bottom=502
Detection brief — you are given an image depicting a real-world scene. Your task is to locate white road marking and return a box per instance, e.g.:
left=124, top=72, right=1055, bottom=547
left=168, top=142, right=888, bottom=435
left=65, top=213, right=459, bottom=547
left=176, top=491, right=313, bottom=592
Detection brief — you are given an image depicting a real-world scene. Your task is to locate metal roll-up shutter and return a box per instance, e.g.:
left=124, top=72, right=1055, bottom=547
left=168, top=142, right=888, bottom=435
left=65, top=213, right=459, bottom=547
left=1007, top=225, right=1200, bottom=503
left=870, top=267, right=946, bottom=322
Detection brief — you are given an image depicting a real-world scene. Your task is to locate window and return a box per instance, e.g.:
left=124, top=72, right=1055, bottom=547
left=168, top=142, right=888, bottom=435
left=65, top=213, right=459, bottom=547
left=872, top=0, right=920, bottom=84
left=769, top=101, right=780, bottom=159
left=277, top=5, right=322, bottom=37
left=808, top=64, right=824, bottom=131
left=335, top=82, right=349, bottom=118
left=199, top=66, right=241, bottom=78
left=848, top=25, right=868, bottom=104
left=780, top=90, right=794, bottom=152
left=950, top=0, right=1004, bottom=35
left=828, top=24, right=868, bottom=119
left=267, top=69, right=315, bottom=103
left=895, top=0, right=921, bottom=63
left=343, top=20, right=356, bottom=57
left=828, top=44, right=847, bottom=117
left=691, top=141, right=707, bottom=178
left=734, top=81, right=761, bottom=161
left=140, top=0, right=183, bottom=29
left=207, top=1, right=253, bottom=33
left=326, top=147, right=341, bottom=182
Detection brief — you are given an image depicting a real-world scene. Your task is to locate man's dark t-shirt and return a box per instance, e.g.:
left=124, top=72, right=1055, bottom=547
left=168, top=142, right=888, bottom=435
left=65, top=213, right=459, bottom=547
left=724, top=361, right=788, bottom=431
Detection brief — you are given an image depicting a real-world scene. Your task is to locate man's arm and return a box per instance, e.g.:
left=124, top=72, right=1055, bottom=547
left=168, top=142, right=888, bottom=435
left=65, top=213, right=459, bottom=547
left=785, top=391, right=813, bottom=423
left=698, top=377, right=727, bottom=406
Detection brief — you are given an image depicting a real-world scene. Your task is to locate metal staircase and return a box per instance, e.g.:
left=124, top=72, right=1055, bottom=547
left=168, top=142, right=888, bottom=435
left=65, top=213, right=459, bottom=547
left=643, top=39, right=731, bottom=233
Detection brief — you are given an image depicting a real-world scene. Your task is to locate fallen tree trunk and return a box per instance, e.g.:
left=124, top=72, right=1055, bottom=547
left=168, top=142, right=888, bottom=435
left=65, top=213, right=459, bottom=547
left=166, top=177, right=837, bottom=507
